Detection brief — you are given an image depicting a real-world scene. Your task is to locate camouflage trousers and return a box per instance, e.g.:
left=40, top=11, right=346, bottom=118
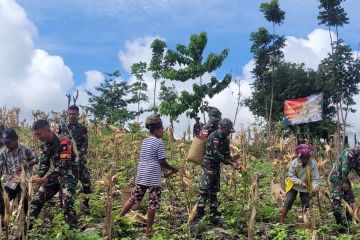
left=73, top=160, right=92, bottom=194
left=330, top=180, right=355, bottom=223
left=198, top=167, right=220, bottom=209
left=29, top=173, right=77, bottom=228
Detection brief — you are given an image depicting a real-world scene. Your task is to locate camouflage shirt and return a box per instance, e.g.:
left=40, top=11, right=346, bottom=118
left=199, top=122, right=218, bottom=138
left=60, top=122, right=88, bottom=160
left=0, top=143, right=36, bottom=189
left=37, top=135, right=76, bottom=178
left=201, top=129, right=232, bottom=169
left=330, top=147, right=360, bottom=183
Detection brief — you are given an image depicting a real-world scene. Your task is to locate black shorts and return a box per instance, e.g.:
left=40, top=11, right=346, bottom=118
left=283, top=188, right=310, bottom=210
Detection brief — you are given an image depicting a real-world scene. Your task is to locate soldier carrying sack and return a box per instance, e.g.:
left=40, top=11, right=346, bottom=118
left=187, top=107, right=222, bottom=165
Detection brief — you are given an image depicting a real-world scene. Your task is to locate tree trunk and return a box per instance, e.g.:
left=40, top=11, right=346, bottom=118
left=336, top=104, right=342, bottom=151
left=268, top=22, right=276, bottom=146
left=153, top=79, right=158, bottom=111
left=137, top=100, right=140, bottom=123
left=268, top=83, right=274, bottom=145
left=233, top=79, right=241, bottom=126
left=170, top=119, right=174, bottom=160
left=328, top=26, right=334, bottom=54
left=200, top=75, right=207, bottom=123
left=336, top=26, right=339, bottom=43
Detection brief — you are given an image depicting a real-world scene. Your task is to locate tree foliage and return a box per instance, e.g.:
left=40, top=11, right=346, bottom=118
left=318, top=41, right=360, bottom=134
left=130, top=62, right=149, bottom=121
left=318, top=0, right=349, bottom=28
left=158, top=81, right=183, bottom=129
left=246, top=26, right=285, bottom=122
left=86, top=71, right=135, bottom=125
left=260, top=0, right=285, bottom=25
left=150, top=32, right=232, bottom=119
left=149, top=39, right=167, bottom=111
left=246, top=62, right=337, bottom=139
left=162, top=32, right=229, bottom=82
left=248, top=0, right=286, bottom=141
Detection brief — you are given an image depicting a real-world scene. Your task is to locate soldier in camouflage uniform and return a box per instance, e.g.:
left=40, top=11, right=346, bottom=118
left=60, top=105, right=91, bottom=213
left=193, top=117, right=203, bottom=137
left=30, top=119, right=78, bottom=228
left=330, top=145, right=360, bottom=227
left=0, top=124, right=5, bottom=149
left=194, top=118, right=241, bottom=225
left=199, top=107, right=222, bottom=138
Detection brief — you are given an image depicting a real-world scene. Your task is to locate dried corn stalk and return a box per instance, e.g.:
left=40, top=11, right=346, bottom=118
left=247, top=173, right=259, bottom=240
left=270, top=182, right=286, bottom=201
left=187, top=203, right=198, bottom=225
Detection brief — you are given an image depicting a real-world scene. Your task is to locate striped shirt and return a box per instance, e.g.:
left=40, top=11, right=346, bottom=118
left=135, top=136, right=166, bottom=187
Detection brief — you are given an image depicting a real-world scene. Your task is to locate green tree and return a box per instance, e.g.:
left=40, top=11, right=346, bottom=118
left=245, top=26, right=285, bottom=136
left=130, top=62, right=149, bottom=122
left=318, top=0, right=353, bottom=148
left=149, top=39, right=166, bottom=112
left=246, top=62, right=337, bottom=140
left=318, top=0, right=349, bottom=46
left=150, top=32, right=232, bottom=120
left=259, top=0, right=286, bottom=141
left=318, top=42, right=360, bottom=142
left=86, top=71, right=135, bottom=126
left=260, top=0, right=285, bottom=26
left=158, top=81, right=183, bottom=132
left=158, top=81, right=183, bottom=159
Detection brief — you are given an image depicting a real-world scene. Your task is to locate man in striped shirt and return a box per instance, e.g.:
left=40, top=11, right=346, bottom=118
left=120, top=114, right=178, bottom=238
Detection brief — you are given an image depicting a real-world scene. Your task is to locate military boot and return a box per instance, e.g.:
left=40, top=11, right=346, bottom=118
left=346, top=211, right=353, bottom=223
left=334, top=213, right=347, bottom=233
left=210, top=207, right=223, bottom=226
left=334, top=213, right=344, bottom=225
left=192, top=206, right=205, bottom=225
left=81, top=198, right=90, bottom=214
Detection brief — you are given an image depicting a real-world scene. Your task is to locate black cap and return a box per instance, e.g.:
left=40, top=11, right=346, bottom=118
left=2, top=128, right=18, bottom=143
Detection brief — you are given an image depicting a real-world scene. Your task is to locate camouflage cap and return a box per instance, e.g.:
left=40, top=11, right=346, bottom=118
left=145, top=114, right=162, bottom=126
left=208, top=107, right=222, bottom=121
left=219, top=118, right=235, bottom=133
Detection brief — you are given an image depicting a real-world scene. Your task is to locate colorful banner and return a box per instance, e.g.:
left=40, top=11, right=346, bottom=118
left=284, top=93, right=323, bottom=126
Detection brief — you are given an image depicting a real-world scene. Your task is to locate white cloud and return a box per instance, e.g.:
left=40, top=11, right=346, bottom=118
left=118, top=36, right=162, bottom=73
left=17, top=49, right=73, bottom=111
left=0, top=0, right=36, bottom=80
left=0, top=0, right=75, bottom=117
left=284, top=28, right=333, bottom=69
left=75, top=70, right=105, bottom=107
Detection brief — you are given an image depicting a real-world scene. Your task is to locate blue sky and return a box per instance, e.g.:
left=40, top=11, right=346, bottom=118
left=16, top=0, right=360, bottom=84
left=1, top=0, right=360, bottom=133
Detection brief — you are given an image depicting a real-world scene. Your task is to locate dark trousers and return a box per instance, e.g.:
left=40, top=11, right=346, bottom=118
left=283, top=188, right=310, bottom=210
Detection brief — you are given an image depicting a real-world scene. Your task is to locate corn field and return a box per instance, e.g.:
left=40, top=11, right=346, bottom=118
left=0, top=107, right=360, bottom=240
